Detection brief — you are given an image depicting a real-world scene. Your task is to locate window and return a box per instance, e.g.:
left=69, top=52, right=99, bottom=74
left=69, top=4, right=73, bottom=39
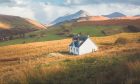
left=76, top=48, right=79, bottom=52
left=74, top=48, right=76, bottom=53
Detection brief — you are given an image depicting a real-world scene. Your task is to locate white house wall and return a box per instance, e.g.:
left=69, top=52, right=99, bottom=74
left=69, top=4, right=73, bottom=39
left=79, top=38, right=98, bottom=55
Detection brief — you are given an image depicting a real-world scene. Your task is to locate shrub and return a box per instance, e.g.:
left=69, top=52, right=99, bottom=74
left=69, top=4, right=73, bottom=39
left=56, top=32, right=65, bottom=35
left=115, top=37, right=129, bottom=44
left=67, top=34, right=74, bottom=37
left=22, top=41, right=26, bottom=44
left=29, top=34, right=37, bottom=38
left=126, top=25, right=140, bottom=32
left=137, top=39, right=140, bottom=43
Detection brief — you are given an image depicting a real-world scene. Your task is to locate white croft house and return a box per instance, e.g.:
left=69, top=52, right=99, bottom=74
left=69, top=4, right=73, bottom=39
left=69, top=35, right=98, bottom=55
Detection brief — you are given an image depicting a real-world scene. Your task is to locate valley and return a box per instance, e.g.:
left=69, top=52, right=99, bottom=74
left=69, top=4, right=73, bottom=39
left=0, top=20, right=139, bottom=46
left=0, top=10, right=140, bottom=84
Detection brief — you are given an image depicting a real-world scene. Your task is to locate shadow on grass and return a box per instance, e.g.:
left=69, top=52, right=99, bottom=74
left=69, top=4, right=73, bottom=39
left=59, top=51, right=76, bottom=56
left=6, top=53, right=140, bottom=84
left=26, top=53, right=140, bottom=84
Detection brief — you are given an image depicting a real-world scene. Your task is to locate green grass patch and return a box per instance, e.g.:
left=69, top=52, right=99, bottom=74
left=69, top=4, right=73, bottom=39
left=0, top=25, right=124, bottom=46
left=71, top=25, right=123, bottom=36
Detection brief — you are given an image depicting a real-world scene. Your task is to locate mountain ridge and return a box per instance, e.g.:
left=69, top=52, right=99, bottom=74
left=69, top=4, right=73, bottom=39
left=51, top=10, right=140, bottom=26
left=103, top=12, right=126, bottom=18
left=52, top=10, right=90, bottom=25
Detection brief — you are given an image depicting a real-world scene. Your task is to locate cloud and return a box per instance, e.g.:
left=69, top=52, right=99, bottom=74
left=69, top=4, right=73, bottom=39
left=64, top=0, right=81, bottom=5
left=0, top=0, right=140, bottom=24
left=0, top=0, right=16, bottom=6
left=0, top=0, right=12, bottom=3
left=64, top=0, right=140, bottom=5
left=0, top=6, right=35, bottom=19
left=29, top=2, right=49, bottom=23
left=43, top=4, right=75, bottom=22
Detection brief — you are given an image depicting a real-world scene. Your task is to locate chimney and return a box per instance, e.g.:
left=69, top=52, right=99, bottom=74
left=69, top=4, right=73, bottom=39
left=88, top=35, right=90, bottom=38
left=77, top=34, right=80, bottom=37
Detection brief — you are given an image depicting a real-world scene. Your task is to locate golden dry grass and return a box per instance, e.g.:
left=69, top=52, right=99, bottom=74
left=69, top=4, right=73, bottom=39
left=0, top=32, right=139, bottom=84
left=0, top=32, right=139, bottom=58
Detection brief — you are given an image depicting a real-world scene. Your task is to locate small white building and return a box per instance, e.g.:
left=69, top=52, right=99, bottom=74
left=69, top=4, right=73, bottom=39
left=69, top=35, right=98, bottom=55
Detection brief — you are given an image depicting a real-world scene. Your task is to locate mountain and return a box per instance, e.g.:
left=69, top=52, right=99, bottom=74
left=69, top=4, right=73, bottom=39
left=52, top=10, right=90, bottom=25
left=103, top=12, right=126, bottom=18
left=52, top=11, right=128, bottom=25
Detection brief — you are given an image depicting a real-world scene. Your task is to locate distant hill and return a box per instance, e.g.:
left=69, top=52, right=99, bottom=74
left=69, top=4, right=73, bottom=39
left=103, top=12, right=126, bottom=18
left=0, top=14, right=46, bottom=41
left=77, top=16, right=109, bottom=22
left=25, top=19, right=46, bottom=29
left=74, top=19, right=140, bottom=26
left=115, top=16, right=140, bottom=20
left=0, top=14, right=46, bottom=30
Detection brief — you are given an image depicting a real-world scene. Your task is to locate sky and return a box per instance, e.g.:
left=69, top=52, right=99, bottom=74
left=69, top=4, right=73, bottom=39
left=0, top=0, right=140, bottom=23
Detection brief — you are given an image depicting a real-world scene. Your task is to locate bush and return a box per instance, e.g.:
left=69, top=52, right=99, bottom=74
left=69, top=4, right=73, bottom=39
left=126, top=25, right=140, bottom=32
left=137, top=39, right=140, bottom=43
left=22, top=41, right=26, bottom=44
left=29, top=34, right=37, bottom=38
left=56, top=32, right=65, bottom=35
left=67, top=34, right=74, bottom=37
left=115, top=37, right=129, bottom=44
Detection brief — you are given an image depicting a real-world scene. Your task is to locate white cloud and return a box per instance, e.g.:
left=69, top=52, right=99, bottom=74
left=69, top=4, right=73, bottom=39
left=63, top=0, right=140, bottom=5
left=0, top=6, right=35, bottom=19
left=75, top=3, right=140, bottom=16
left=43, top=5, right=75, bottom=22
left=65, top=0, right=81, bottom=5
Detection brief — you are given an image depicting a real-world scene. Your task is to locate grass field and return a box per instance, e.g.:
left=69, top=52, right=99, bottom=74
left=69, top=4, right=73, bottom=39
left=0, top=25, right=124, bottom=46
left=0, top=32, right=140, bottom=84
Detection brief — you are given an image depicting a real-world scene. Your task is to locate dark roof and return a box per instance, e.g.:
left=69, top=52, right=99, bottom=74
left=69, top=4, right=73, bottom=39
left=69, top=35, right=88, bottom=47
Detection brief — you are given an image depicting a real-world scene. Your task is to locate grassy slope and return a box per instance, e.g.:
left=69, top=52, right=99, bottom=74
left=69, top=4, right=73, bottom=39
left=0, top=33, right=140, bottom=84
left=71, top=25, right=123, bottom=36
